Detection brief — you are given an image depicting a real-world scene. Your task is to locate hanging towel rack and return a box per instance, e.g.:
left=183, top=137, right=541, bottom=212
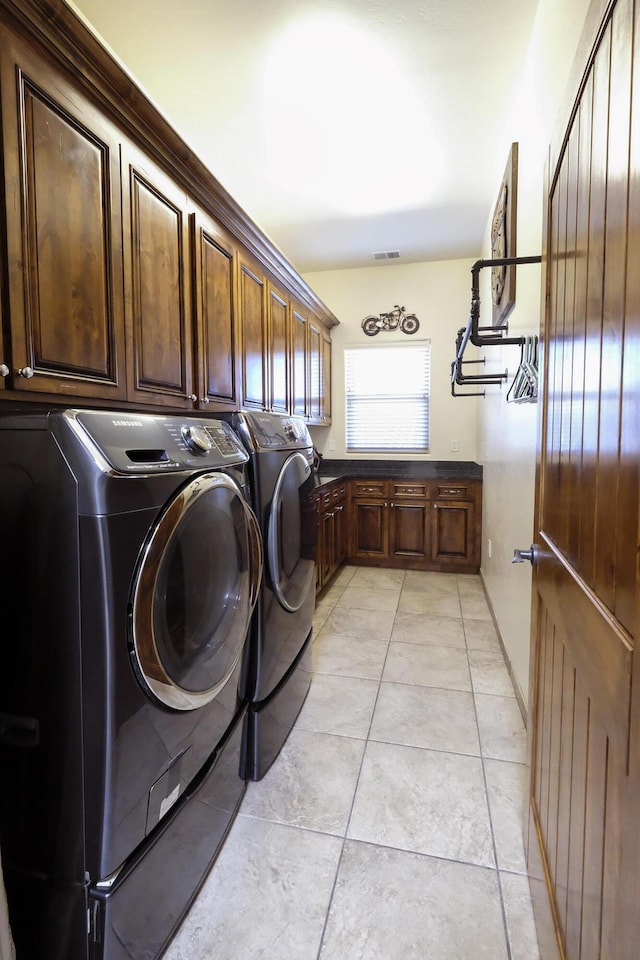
left=451, top=255, right=542, bottom=397
left=506, top=335, right=538, bottom=403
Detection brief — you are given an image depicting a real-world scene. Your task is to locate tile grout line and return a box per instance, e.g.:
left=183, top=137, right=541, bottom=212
left=313, top=570, right=406, bottom=960
left=461, top=576, right=514, bottom=960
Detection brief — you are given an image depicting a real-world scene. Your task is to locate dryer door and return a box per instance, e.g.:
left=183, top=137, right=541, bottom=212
left=267, top=451, right=316, bottom=612
left=130, top=472, right=262, bottom=710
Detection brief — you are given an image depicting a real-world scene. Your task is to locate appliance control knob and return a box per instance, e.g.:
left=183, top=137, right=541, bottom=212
left=182, top=425, right=212, bottom=454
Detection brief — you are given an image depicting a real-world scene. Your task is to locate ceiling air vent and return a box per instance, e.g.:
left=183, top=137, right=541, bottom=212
left=373, top=250, right=400, bottom=261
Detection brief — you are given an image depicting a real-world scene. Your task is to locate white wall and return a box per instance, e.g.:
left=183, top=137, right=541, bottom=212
left=304, top=258, right=479, bottom=462
left=477, top=0, right=593, bottom=706
left=303, top=0, right=594, bottom=712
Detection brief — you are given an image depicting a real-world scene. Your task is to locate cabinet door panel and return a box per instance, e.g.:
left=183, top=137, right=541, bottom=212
left=431, top=501, right=475, bottom=563
left=352, top=499, right=388, bottom=558
left=390, top=502, right=429, bottom=559
left=1, top=36, right=125, bottom=398
left=333, top=502, right=346, bottom=566
left=123, top=149, right=192, bottom=406
left=322, top=510, right=335, bottom=584
left=291, top=307, right=307, bottom=417
left=193, top=217, right=236, bottom=407
left=322, top=329, right=332, bottom=423
left=269, top=285, right=289, bottom=413
left=240, top=262, right=266, bottom=408
left=307, top=319, right=322, bottom=422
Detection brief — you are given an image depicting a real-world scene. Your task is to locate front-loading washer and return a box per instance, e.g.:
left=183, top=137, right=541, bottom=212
left=221, top=411, right=317, bottom=781
left=0, top=408, right=262, bottom=960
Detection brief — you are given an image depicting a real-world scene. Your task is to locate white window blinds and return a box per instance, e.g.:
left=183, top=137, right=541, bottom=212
left=345, top=342, right=431, bottom=453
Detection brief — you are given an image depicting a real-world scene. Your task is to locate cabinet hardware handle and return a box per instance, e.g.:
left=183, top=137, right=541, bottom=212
left=200, top=397, right=210, bottom=404
left=0, top=363, right=9, bottom=378
left=18, top=366, right=34, bottom=379
left=188, top=393, right=197, bottom=402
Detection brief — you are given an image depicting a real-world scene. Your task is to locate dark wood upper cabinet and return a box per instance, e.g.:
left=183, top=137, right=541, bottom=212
left=0, top=1, right=337, bottom=415
left=191, top=210, right=237, bottom=409
left=307, top=318, right=322, bottom=423
left=239, top=260, right=267, bottom=409
left=268, top=284, right=290, bottom=414
left=321, top=329, right=332, bottom=423
left=291, top=307, right=307, bottom=418
left=0, top=25, right=126, bottom=399
left=121, top=144, right=193, bottom=408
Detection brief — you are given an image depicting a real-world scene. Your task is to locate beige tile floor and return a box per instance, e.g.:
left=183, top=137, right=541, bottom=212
left=164, top=566, right=540, bottom=960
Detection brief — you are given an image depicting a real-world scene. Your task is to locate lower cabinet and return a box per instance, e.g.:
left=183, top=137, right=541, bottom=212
left=315, top=481, right=348, bottom=593
left=315, top=475, right=482, bottom=593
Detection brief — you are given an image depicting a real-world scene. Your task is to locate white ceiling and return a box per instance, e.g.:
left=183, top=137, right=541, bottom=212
left=70, top=0, right=540, bottom=274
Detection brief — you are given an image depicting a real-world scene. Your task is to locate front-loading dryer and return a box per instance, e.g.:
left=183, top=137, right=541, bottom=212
left=0, top=409, right=262, bottom=960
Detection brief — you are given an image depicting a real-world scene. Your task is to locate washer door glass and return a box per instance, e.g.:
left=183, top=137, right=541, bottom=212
left=131, top=472, right=262, bottom=710
left=267, top=451, right=316, bottom=612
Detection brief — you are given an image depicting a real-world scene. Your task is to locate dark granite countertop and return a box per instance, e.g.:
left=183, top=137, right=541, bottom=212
left=315, top=459, right=482, bottom=486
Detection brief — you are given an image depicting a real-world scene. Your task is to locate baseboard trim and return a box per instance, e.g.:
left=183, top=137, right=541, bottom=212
left=478, top=570, right=528, bottom=727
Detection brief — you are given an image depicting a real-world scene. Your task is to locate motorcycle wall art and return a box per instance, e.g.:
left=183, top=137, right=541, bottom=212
left=361, top=304, right=420, bottom=337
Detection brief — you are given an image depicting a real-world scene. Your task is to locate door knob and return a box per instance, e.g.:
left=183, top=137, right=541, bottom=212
left=512, top=545, right=537, bottom=566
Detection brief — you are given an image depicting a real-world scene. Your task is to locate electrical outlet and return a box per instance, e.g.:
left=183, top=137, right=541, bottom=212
left=450, top=439, right=459, bottom=452
left=487, top=538, right=492, bottom=559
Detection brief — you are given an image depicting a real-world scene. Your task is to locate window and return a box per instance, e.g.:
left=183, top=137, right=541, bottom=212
left=345, top=342, right=430, bottom=453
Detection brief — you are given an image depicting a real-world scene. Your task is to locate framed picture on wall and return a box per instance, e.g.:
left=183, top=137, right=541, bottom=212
left=491, top=142, right=518, bottom=326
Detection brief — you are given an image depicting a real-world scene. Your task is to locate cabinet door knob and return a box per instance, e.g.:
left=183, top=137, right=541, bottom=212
left=187, top=393, right=197, bottom=402
left=200, top=397, right=210, bottom=404
left=18, top=366, right=34, bottom=379
left=0, top=363, right=9, bottom=378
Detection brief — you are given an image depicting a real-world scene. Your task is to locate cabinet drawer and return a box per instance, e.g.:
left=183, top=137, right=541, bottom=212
left=392, top=481, right=428, bottom=499
left=352, top=479, right=386, bottom=498
left=434, top=483, right=472, bottom=500
left=332, top=482, right=346, bottom=502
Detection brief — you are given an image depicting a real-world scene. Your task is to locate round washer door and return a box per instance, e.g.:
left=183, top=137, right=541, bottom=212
left=130, top=472, right=262, bottom=711
left=267, top=450, right=316, bottom=612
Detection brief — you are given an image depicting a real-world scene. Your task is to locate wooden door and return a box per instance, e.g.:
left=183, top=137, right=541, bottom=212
left=527, top=2, right=640, bottom=958
left=191, top=210, right=237, bottom=409
left=268, top=283, right=290, bottom=413
left=239, top=260, right=267, bottom=409
left=122, top=144, right=193, bottom=408
left=0, top=25, right=126, bottom=399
